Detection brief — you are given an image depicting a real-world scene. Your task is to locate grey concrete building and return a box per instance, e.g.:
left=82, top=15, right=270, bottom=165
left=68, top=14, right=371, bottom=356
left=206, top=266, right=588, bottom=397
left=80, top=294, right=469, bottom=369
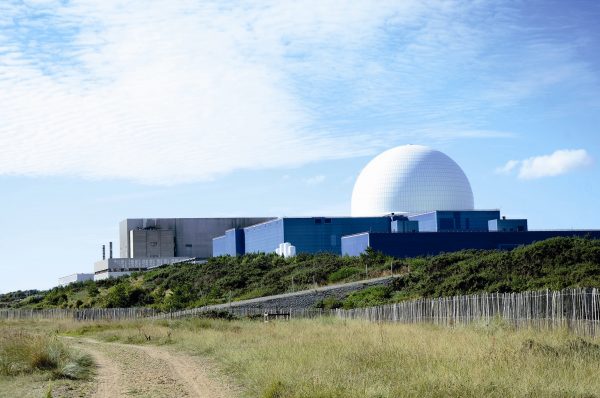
left=120, top=218, right=274, bottom=259
left=58, top=273, right=94, bottom=286
left=87, top=217, right=273, bottom=282
left=94, top=257, right=193, bottom=280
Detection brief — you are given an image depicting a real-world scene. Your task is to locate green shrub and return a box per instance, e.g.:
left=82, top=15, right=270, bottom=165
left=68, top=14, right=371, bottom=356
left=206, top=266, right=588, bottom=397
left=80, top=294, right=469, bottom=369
left=343, top=286, right=392, bottom=309
left=3, top=237, right=600, bottom=311
left=315, top=296, right=343, bottom=310
left=327, top=267, right=361, bottom=283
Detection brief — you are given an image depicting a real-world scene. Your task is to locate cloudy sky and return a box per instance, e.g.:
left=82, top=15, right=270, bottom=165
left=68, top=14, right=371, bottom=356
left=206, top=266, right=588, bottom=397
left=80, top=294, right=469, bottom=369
left=1, top=0, right=599, bottom=293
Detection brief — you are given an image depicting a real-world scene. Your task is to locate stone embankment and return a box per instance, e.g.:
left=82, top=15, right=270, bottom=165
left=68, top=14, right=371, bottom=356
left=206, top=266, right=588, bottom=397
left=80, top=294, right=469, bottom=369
left=159, top=275, right=398, bottom=319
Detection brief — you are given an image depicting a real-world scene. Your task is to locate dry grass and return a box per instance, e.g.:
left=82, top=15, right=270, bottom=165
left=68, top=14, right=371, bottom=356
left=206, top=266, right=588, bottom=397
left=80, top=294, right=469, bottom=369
left=0, top=328, right=93, bottom=380
left=3, top=317, right=600, bottom=397
left=31, top=317, right=599, bottom=398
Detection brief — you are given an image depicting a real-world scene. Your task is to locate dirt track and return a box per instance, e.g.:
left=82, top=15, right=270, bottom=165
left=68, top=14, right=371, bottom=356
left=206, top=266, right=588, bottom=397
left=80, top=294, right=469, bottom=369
left=69, top=338, right=236, bottom=398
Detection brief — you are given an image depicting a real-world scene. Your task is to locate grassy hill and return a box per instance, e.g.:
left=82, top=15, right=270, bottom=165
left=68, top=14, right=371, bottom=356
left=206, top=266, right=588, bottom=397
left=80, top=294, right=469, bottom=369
left=3, top=236, right=600, bottom=311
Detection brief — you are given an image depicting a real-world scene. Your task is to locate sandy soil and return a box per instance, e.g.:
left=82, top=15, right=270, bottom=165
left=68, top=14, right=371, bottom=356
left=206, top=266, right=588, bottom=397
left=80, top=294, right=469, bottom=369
left=68, top=338, right=237, bottom=398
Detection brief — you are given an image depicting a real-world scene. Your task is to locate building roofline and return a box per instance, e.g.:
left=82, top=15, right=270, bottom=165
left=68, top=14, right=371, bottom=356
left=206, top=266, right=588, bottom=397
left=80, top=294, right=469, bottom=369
left=408, top=209, right=501, bottom=217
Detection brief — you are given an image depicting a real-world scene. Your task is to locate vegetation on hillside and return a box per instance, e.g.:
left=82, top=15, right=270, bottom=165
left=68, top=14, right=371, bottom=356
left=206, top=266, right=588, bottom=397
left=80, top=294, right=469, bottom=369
left=3, top=236, right=600, bottom=311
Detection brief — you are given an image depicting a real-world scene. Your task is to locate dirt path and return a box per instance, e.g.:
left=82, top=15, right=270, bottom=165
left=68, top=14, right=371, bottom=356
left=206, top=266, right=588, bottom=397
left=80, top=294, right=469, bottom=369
left=67, top=338, right=236, bottom=398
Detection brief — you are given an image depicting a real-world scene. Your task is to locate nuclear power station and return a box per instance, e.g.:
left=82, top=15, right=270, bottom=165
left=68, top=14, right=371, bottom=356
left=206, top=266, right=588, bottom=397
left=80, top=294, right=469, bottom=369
left=59, top=145, right=600, bottom=285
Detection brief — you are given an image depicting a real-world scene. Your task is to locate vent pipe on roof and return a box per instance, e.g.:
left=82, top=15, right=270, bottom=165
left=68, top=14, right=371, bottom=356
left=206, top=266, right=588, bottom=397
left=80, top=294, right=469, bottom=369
left=102, top=245, right=106, bottom=260
left=109, top=242, right=113, bottom=259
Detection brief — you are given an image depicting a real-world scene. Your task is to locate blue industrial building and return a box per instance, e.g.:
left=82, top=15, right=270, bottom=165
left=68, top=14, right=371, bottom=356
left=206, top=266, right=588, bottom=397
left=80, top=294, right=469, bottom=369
left=341, top=230, right=600, bottom=258
left=488, top=218, right=528, bottom=232
left=408, top=210, right=502, bottom=232
left=213, top=216, right=392, bottom=256
left=85, top=145, right=599, bottom=283
left=212, top=210, right=600, bottom=259
left=209, top=146, right=599, bottom=259
left=213, top=228, right=246, bottom=257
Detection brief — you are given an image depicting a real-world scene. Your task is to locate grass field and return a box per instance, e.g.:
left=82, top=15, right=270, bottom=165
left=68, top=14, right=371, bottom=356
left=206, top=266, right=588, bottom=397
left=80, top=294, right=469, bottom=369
left=0, top=324, right=95, bottom=397
left=3, top=317, right=600, bottom=397
left=85, top=318, right=600, bottom=397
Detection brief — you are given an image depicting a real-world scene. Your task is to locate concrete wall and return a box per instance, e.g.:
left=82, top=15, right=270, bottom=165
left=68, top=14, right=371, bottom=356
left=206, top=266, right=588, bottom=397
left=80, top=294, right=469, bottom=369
left=93, top=257, right=193, bottom=281
left=130, top=229, right=175, bottom=257
left=94, top=257, right=192, bottom=273
left=120, top=218, right=274, bottom=259
left=58, top=273, right=94, bottom=286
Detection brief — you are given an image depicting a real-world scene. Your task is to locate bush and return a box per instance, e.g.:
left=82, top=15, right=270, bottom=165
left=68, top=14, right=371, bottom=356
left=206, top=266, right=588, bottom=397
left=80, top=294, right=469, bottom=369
left=0, top=331, right=93, bottom=379
left=314, top=296, right=343, bottom=310
left=328, top=267, right=361, bottom=283
left=343, top=286, right=392, bottom=309
left=4, top=237, right=600, bottom=311
left=103, top=284, right=130, bottom=308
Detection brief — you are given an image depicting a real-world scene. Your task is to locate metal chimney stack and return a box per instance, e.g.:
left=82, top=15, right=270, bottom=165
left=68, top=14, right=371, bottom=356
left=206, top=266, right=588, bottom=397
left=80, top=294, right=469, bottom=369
left=109, top=242, right=113, bottom=259
left=102, top=245, right=106, bottom=260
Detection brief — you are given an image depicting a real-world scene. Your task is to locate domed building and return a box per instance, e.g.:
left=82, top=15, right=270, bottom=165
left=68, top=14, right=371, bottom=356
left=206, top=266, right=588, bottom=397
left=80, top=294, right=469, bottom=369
left=351, top=145, right=474, bottom=216
left=83, top=143, right=600, bottom=284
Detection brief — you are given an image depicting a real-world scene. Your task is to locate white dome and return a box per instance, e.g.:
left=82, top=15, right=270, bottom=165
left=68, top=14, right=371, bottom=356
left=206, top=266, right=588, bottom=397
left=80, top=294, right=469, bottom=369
left=351, top=145, right=474, bottom=216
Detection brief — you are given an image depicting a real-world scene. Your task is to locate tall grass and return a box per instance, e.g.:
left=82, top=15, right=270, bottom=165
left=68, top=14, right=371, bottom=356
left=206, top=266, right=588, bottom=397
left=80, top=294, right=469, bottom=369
left=62, top=317, right=600, bottom=397
left=0, top=330, right=93, bottom=379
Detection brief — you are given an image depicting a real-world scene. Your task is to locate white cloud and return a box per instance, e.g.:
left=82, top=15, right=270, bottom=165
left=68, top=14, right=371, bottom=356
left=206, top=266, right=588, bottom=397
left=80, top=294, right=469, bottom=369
left=497, top=149, right=593, bottom=179
left=0, top=0, right=431, bottom=184
left=495, top=159, right=520, bottom=175
left=519, top=149, right=593, bottom=179
left=0, top=1, right=585, bottom=184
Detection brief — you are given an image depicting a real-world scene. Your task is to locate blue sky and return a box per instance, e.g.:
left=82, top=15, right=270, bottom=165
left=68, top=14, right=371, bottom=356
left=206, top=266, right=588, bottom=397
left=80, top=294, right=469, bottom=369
left=1, top=0, right=599, bottom=293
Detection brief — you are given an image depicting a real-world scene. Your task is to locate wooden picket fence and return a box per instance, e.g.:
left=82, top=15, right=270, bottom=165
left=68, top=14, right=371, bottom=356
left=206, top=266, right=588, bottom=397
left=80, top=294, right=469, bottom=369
left=334, top=288, right=600, bottom=335
left=149, top=306, right=326, bottom=320
left=3, top=288, right=600, bottom=336
left=0, top=307, right=158, bottom=321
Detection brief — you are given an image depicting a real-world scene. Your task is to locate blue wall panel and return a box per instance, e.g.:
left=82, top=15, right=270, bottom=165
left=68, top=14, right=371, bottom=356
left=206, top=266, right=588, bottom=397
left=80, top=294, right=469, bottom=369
left=489, top=219, right=528, bottom=232
left=344, top=230, right=600, bottom=258
left=341, top=233, right=370, bottom=256
left=283, top=217, right=391, bottom=254
left=409, top=213, right=438, bottom=232
left=244, top=219, right=285, bottom=253
left=212, top=229, right=245, bottom=256
left=409, top=210, right=500, bottom=232
left=242, top=217, right=391, bottom=255
left=212, top=235, right=229, bottom=256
